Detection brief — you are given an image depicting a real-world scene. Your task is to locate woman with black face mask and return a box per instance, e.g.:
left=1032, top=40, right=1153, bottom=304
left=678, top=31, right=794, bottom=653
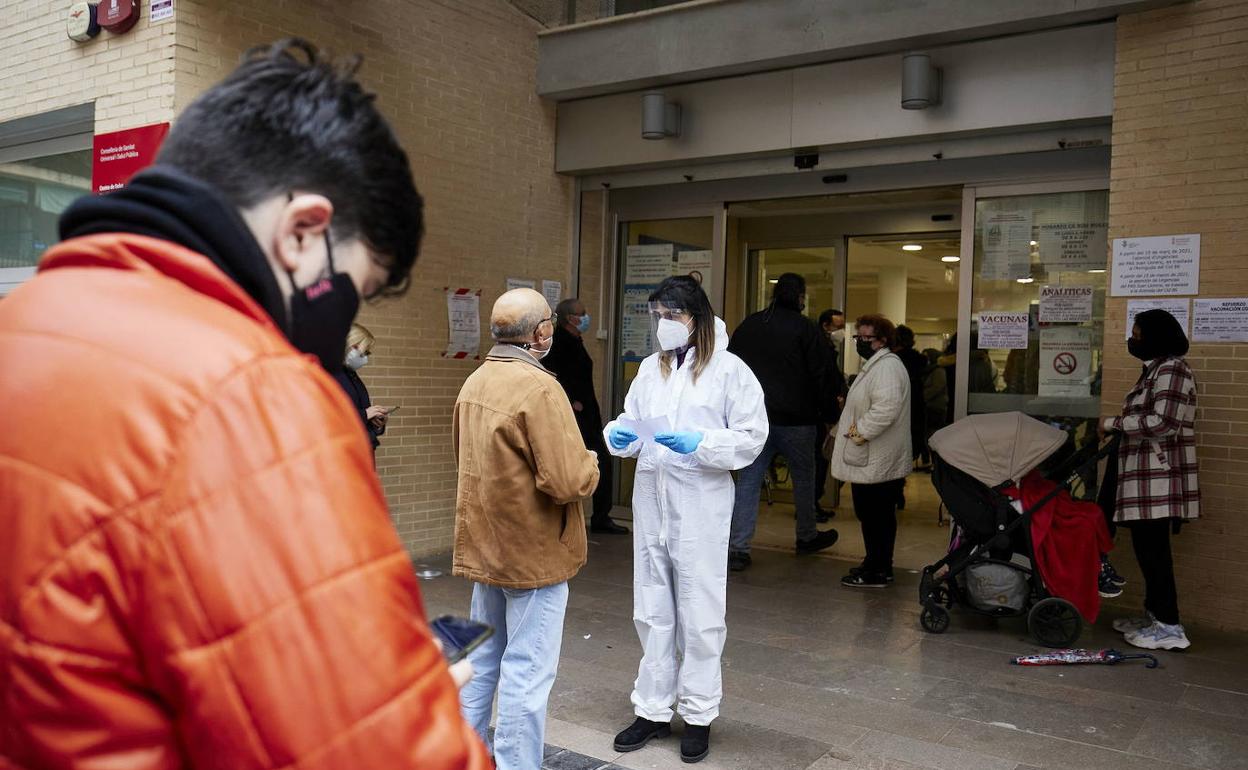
left=1100, top=309, right=1198, bottom=651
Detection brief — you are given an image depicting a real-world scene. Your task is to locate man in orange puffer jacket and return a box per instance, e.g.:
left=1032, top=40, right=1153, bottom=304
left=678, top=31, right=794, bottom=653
left=0, top=39, right=489, bottom=769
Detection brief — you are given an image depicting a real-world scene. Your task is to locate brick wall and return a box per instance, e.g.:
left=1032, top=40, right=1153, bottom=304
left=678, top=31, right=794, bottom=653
left=0, top=1, right=176, bottom=131
left=173, top=0, right=573, bottom=555
left=1107, top=0, right=1248, bottom=630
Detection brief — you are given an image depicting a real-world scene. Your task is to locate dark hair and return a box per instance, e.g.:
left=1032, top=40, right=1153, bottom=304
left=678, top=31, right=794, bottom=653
left=773, top=273, right=806, bottom=310
left=157, top=39, right=423, bottom=296
left=856, top=313, right=897, bottom=349
left=896, top=324, right=916, bottom=349
left=1134, top=309, right=1190, bottom=357
left=819, top=308, right=843, bottom=327
left=650, top=275, right=715, bottom=383
left=555, top=297, right=582, bottom=325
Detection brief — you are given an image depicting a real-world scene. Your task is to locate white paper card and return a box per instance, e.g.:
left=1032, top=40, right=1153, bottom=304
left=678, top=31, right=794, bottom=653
left=1110, top=234, right=1200, bottom=297
left=977, top=312, right=1030, bottom=349
left=1038, top=222, right=1107, bottom=271
left=618, top=415, right=672, bottom=443
left=1038, top=285, right=1094, bottom=323
left=505, top=277, right=535, bottom=291
left=981, top=209, right=1033, bottom=281
left=150, top=0, right=174, bottom=23
left=625, top=244, right=675, bottom=284
left=1193, top=298, right=1248, bottom=342
left=541, top=280, right=563, bottom=310
left=445, top=290, right=480, bottom=358
left=1039, top=327, right=1093, bottom=397
left=1125, top=298, right=1190, bottom=339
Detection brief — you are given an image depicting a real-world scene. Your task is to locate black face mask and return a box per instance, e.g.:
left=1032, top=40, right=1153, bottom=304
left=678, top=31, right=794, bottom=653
left=288, top=235, right=360, bottom=371
left=1127, top=337, right=1159, bottom=362
left=857, top=340, right=876, bottom=360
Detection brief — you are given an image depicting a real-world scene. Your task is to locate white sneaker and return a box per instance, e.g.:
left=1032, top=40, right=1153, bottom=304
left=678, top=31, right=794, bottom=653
left=1112, top=613, right=1154, bottom=634
left=1124, top=621, right=1191, bottom=651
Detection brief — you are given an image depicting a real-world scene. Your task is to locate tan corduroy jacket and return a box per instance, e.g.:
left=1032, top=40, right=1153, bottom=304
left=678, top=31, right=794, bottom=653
left=452, top=344, right=601, bottom=588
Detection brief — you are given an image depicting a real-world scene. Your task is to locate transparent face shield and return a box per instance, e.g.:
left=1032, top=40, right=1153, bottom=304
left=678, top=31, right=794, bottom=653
left=649, top=302, right=694, bottom=351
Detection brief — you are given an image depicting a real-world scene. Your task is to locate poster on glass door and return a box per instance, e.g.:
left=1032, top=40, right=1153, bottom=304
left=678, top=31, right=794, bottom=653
left=1038, top=222, right=1107, bottom=271
left=980, top=209, right=1033, bottom=281
left=1038, top=327, right=1092, bottom=397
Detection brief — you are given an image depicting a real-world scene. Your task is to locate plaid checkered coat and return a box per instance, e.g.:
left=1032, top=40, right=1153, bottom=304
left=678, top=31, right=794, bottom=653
left=1103, top=356, right=1200, bottom=522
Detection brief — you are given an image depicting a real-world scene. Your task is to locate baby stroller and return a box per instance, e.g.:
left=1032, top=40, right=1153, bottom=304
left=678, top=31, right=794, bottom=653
left=919, top=412, right=1117, bottom=647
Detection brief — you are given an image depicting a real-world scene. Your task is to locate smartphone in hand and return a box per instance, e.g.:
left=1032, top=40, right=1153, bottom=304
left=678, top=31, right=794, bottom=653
left=430, top=615, right=494, bottom=664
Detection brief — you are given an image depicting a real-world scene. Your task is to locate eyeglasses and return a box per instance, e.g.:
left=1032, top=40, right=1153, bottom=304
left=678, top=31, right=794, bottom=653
left=852, top=334, right=878, bottom=342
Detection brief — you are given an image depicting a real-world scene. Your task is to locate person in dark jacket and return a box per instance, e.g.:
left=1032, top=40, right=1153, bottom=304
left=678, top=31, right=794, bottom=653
left=894, top=325, right=928, bottom=465
left=727, top=273, right=843, bottom=571
left=542, top=297, right=629, bottom=534
left=332, top=323, right=390, bottom=459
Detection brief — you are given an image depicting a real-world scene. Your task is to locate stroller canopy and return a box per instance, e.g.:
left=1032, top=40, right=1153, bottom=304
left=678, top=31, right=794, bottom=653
left=929, top=412, right=1067, bottom=488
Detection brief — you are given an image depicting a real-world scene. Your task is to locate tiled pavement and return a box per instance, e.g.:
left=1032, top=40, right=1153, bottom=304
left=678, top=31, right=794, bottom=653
left=422, top=512, right=1248, bottom=770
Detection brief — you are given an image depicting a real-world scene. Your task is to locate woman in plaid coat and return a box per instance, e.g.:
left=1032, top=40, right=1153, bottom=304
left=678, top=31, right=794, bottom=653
left=1100, top=309, right=1198, bottom=651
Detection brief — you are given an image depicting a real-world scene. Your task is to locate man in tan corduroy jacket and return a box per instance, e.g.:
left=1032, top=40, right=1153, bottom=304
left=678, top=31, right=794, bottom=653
left=452, top=288, right=600, bottom=769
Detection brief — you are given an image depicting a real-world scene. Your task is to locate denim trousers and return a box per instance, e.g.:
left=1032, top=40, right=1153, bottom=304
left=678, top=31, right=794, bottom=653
left=730, top=424, right=818, bottom=553
left=460, top=581, right=569, bottom=770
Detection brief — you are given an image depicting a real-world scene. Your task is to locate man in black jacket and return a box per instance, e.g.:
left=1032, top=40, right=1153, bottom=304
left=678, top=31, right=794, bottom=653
left=543, top=297, right=629, bottom=534
left=727, top=274, right=843, bottom=571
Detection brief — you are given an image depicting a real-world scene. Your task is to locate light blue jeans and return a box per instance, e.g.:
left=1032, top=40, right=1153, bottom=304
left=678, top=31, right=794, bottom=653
left=460, top=581, right=569, bottom=770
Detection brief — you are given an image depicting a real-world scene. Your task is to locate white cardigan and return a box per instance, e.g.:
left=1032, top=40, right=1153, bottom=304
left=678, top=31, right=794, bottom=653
left=830, top=349, right=912, bottom=485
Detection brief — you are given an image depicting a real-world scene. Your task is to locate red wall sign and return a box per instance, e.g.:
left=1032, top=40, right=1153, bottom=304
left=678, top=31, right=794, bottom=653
left=92, top=123, right=170, bottom=194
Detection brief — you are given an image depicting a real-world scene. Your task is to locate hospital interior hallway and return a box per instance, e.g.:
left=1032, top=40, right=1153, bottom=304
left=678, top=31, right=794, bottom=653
left=419, top=480, right=1248, bottom=770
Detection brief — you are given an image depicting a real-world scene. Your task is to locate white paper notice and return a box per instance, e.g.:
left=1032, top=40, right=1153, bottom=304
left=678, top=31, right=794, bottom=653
left=618, top=415, right=673, bottom=443
left=625, top=244, right=676, bottom=284
left=1039, top=327, right=1093, bottom=397
left=677, top=249, right=714, bottom=298
left=1038, top=222, right=1107, bottom=271
left=1111, top=234, right=1200, bottom=297
left=977, top=312, right=1031, bottom=350
left=541, top=280, right=563, bottom=310
left=506, top=277, right=536, bottom=291
left=1193, top=298, right=1248, bottom=342
left=150, top=0, right=174, bottom=23
left=620, top=286, right=654, bottom=361
left=981, top=209, right=1033, bottom=281
left=445, top=290, right=480, bottom=358
left=1038, top=285, right=1094, bottom=323
left=1125, top=299, right=1190, bottom=339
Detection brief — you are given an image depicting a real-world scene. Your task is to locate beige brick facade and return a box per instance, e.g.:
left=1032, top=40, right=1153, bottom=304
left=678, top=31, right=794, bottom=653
left=1106, top=0, right=1248, bottom=630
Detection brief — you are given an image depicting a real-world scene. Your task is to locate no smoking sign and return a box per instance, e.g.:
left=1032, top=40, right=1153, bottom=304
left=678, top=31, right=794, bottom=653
left=1053, top=352, right=1078, bottom=375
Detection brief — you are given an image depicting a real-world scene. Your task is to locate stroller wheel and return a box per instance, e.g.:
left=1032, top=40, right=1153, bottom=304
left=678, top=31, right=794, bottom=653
left=1028, top=597, right=1083, bottom=648
left=920, top=604, right=950, bottom=634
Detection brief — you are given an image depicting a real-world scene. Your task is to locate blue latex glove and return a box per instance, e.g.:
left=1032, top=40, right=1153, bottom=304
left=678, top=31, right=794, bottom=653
left=655, top=431, right=703, bottom=455
left=608, top=426, right=639, bottom=450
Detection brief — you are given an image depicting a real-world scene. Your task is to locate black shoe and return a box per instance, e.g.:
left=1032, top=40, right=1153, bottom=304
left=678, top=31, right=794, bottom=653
left=727, top=551, right=752, bottom=572
left=1098, top=570, right=1124, bottom=598
left=815, top=504, right=836, bottom=523
left=842, top=571, right=889, bottom=588
left=614, top=717, right=671, bottom=752
left=590, top=519, right=630, bottom=535
left=681, top=724, right=710, bottom=763
left=796, top=528, right=839, bottom=554
left=1101, top=555, right=1127, bottom=586
left=848, top=564, right=895, bottom=582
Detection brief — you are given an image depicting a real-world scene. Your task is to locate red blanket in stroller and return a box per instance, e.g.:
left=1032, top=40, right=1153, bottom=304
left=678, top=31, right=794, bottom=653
left=1004, top=471, right=1113, bottom=622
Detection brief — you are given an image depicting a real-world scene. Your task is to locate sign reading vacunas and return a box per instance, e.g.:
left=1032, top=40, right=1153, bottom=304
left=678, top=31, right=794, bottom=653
left=1110, top=234, right=1200, bottom=297
left=1193, top=298, right=1248, bottom=343
left=977, top=312, right=1030, bottom=350
left=91, top=123, right=170, bottom=193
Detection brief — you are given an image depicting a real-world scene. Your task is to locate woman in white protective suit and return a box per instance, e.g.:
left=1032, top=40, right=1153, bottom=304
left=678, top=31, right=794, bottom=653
left=604, top=275, right=767, bottom=763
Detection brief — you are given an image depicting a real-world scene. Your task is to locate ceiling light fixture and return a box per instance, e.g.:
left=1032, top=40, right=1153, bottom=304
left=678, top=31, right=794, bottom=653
left=1016, top=277, right=1035, bottom=284
left=1029, top=240, right=1038, bottom=246
left=941, top=255, right=960, bottom=263
left=902, top=244, right=922, bottom=251
left=1088, top=269, right=1106, bottom=274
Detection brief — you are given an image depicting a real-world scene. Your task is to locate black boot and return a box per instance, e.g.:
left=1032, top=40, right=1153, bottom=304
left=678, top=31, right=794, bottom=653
left=614, top=717, right=670, bottom=752
left=681, top=724, right=711, bottom=763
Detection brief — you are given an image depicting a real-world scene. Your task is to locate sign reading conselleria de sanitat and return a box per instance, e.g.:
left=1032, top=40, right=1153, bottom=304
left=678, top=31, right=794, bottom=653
left=92, top=123, right=170, bottom=194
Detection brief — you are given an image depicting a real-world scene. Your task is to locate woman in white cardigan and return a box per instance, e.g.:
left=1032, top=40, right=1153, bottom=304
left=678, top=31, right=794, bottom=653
left=830, top=314, right=912, bottom=588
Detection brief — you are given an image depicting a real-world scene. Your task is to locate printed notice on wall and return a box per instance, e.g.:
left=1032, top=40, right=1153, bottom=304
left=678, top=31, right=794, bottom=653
left=677, top=249, right=714, bottom=300
left=505, top=277, right=535, bottom=292
left=444, top=288, right=481, bottom=359
left=1110, top=234, right=1200, bottom=297
left=1039, top=327, right=1093, bottom=398
left=1193, top=298, right=1248, bottom=342
left=981, top=209, right=1033, bottom=281
left=1038, top=222, right=1107, bottom=271
left=620, top=286, right=655, bottom=361
left=541, top=280, right=563, bottom=310
left=150, top=0, right=174, bottom=22
left=977, top=312, right=1031, bottom=350
left=625, top=244, right=675, bottom=284
left=1038, top=285, right=1094, bottom=323
left=1125, top=298, right=1190, bottom=339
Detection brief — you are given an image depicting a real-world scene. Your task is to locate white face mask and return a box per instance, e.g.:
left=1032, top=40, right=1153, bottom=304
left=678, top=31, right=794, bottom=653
left=345, top=348, right=369, bottom=370
left=656, top=318, right=692, bottom=351
left=532, top=334, right=554, bottom=359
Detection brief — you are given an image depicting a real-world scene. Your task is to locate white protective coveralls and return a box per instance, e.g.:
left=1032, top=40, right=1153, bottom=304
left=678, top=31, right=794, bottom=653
left=604, top=318, right=767, bottom=726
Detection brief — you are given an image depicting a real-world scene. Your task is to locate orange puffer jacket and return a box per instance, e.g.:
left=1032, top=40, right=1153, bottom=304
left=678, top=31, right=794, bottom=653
left=0, top=234, right=489, bottom=770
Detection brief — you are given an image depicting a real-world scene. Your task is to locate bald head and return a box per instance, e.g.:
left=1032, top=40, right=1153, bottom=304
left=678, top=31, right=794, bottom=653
left=491, top=288, right=552, bottom=343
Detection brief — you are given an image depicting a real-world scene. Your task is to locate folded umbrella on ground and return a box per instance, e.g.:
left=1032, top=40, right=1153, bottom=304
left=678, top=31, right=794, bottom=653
left=1011, top=648, right=1159, bottom=668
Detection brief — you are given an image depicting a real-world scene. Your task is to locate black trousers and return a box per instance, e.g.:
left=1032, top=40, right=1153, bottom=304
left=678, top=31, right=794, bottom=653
left=815, top=424, right=830, bottom=502
left=852, top=478, right=905, bottom=574
left=581, top=423, right=615, bottom=526
left=1125, top=519, right=1180, bottom=625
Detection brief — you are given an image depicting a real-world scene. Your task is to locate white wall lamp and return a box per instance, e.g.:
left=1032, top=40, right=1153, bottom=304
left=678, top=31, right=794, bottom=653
left=642, top=91, right=682, bottom=140
left=901, top=53, right=942, bottom=110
